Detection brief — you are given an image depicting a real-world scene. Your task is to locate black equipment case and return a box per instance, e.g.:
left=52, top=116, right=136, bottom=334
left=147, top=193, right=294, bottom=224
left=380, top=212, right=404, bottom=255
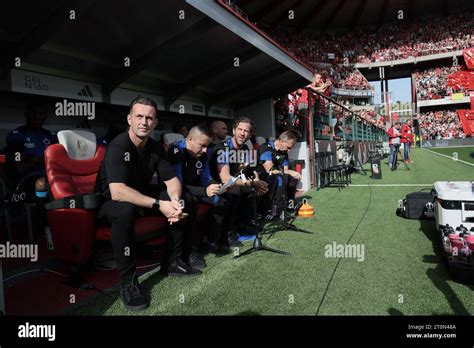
left=397, top=191, right=435, bottom=220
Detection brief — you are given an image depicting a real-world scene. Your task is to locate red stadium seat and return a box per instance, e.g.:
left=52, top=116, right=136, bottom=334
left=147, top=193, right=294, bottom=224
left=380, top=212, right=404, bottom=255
left=44, top=130, right=167, bottom=265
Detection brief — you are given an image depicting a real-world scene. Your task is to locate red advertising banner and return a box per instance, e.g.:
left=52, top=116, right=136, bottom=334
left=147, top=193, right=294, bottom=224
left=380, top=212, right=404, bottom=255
left=464, top=48, right=474, bottom=70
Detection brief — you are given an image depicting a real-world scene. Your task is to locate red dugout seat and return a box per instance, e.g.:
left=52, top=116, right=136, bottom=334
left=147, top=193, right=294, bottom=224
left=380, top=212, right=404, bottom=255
left=44, top=130, right=167, bottom=265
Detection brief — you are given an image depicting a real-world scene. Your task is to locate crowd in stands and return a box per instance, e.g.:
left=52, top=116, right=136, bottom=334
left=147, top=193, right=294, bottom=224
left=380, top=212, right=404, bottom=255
left=267, top=29, right=373, bottom=91
left=418, top=110, right=466, bottom=139
left=414, top=65, right=469, bottom=100
left=356, top=12, right=473, bottom=63
left=265, top=11, right=473, bottom=69
left=357, top=109, right=387, bottom=129
left=328, top=65, right=373, bottom=91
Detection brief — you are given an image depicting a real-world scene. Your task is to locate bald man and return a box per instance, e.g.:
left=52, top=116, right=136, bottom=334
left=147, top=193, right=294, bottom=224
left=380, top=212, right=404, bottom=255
left=167, top=124, right=232, bottom=256
left=208, top=120, right=228, bottom=157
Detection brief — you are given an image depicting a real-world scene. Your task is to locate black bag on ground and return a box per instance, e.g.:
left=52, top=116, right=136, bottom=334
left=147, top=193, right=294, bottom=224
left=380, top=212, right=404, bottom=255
left=396, top=191, right=435, bottom=219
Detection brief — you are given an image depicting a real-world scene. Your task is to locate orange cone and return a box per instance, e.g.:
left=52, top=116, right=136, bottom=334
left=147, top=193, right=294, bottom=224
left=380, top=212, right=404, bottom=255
left=298, top=199, right=314, bottom=218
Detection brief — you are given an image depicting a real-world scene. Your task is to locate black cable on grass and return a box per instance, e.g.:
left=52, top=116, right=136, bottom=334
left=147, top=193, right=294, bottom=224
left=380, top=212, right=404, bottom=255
left=315, top=175, right=373, bottom=316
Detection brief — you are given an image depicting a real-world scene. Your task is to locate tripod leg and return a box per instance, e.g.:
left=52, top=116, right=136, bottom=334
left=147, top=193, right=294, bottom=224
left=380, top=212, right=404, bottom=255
left=233, top=247, right=257, bottom=258
left=284, top=222, right=313, bottom=234
left=234, top=243, right=290, bottom=257
left=259, top=245, right=291, bottom=255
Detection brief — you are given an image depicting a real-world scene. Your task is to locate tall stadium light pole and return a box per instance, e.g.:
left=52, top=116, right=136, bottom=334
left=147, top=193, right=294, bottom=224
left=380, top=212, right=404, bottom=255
left=379, top=66, right=391, bottom=124
left=410, top=72, right=418, bottom=147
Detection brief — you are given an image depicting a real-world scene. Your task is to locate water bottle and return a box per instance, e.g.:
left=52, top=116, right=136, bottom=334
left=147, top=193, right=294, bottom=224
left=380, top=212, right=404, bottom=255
left=442, top=236, right=452, bottom=254
left=466, top=233, right=474, bottom=252
left=460, top=246, right=471, bottom=259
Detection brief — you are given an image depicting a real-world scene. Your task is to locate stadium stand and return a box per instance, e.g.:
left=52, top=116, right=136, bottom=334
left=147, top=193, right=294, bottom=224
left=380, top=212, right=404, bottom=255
left=265, top=11, right=474, bottom=64
left=414, top=65, right=469, bottom=100
left=418, top=110, right=466, bottom=140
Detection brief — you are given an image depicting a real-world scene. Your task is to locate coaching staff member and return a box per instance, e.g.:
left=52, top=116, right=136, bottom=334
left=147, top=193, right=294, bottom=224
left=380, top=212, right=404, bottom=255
left=167, top=124, right=231, bottom=256
left=209, top=117, right=268, bottom=236
left=256, top=131, right=301, bottom=217
left=95, top=97, right=198, bottom=312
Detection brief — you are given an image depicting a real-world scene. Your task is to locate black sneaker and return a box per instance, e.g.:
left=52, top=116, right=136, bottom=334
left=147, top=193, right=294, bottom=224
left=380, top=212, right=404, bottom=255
left=228, top=233, right=244, bottom=248
left=216, top=244, right=233, bottom=255
left=188, top=250, right=207, bottom=270
left=120, top=280, right=148, bottom=311
left=167, top=258, right=202, bottom=277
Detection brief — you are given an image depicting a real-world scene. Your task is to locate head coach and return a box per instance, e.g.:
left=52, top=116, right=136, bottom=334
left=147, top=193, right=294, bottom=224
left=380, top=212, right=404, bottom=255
left=94, top=96, right=200, bottom=312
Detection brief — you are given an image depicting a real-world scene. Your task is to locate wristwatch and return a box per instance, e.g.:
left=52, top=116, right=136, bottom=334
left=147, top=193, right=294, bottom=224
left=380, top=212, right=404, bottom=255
left=153, top=199, right=160, bottom=209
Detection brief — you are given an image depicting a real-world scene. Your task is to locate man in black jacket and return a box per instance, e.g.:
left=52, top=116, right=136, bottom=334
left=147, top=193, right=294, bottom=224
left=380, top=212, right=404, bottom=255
left=95, top=97, right=200, bottom=312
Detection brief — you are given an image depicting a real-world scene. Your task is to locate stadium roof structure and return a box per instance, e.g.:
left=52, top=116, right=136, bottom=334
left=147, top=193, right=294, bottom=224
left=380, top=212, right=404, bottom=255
left=0, top=0, right=313, bottom=110
left=237, top=0, right=474, bottom=31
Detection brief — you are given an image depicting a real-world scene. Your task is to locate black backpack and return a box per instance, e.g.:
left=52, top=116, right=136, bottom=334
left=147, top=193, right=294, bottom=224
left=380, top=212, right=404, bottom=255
left=396, top=190, right=435, bottom=220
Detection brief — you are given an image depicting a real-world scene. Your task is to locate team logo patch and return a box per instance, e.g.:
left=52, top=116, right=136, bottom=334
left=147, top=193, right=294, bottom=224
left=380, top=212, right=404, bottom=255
left=76, top=139, right=88, bottom=157
left=195, top=160, right=202, bottom=169
left=174, top=147, right=180, bottom=154
left=43, top=138, right=51, bottom=146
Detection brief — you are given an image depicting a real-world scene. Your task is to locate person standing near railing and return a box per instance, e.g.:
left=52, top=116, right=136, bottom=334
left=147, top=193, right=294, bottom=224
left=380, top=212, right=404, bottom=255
left=306, top=73, right=332, bottom=140
left=401, top=120, right=414, bottom=163
left=387, top=122, right=402, bottom=170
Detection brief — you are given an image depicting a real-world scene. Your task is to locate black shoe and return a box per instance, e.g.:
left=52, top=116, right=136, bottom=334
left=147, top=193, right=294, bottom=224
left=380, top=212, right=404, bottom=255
left=120, top=279, right=148, bottom=311
left=216, top=244, right=233, bottom=255
left=208, top=242, right=233, bottom=255
left=188, top=250, right=207, bottom=270
left=167, top=258, right=202, bottom=277
left=228, top=233, right=244, bottom=248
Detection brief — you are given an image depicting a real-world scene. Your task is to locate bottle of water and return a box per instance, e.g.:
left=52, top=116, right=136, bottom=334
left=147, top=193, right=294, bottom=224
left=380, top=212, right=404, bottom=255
left=442, top=236, right=452, bottom=254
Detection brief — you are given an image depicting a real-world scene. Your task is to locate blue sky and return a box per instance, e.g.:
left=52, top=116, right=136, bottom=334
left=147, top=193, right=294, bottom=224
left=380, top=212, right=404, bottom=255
left=370, top=77, right=412, bottom=104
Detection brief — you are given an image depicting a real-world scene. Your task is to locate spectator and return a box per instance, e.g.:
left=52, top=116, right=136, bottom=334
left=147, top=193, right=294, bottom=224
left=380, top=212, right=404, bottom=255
left=401, top=120, right=414, bottom=163
left=265, top=11, right=473, bottom=66
left=418, top=110, right=466, bottom=140
left=414, top=65, right=468, bottom=100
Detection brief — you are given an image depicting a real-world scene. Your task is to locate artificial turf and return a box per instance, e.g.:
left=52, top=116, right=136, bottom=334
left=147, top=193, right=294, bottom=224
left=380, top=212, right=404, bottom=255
left=74, top=147, right=474, bottom=316
left=427, top=146, right=474, bottom=165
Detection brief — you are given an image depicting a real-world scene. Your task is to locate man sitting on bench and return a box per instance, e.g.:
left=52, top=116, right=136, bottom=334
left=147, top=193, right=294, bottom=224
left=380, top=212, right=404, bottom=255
left=167, top=124, right=232, bottom=260
left=256, top=131, right=301, bottom=219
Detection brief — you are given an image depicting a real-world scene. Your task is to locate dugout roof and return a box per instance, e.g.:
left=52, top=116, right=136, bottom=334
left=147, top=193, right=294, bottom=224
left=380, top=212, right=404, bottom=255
left=0, top=0, right=313, bottom=110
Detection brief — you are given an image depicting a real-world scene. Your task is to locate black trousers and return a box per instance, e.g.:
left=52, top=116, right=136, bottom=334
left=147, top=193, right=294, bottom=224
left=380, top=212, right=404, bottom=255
left=184, top=191, right=229, bottom=246
left=260, top=173, right=298, bottom=214
left=97, top=191, right=193, bottom=283
left=226, top=185, right=256, bottom=230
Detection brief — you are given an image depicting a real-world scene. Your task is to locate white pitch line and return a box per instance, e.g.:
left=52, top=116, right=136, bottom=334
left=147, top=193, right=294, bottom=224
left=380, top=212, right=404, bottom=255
left=423, top=145, right=474, bottom=149
left=350, top=184, right=432, bottom=187
left=423, top=148, right=474, bottom=167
